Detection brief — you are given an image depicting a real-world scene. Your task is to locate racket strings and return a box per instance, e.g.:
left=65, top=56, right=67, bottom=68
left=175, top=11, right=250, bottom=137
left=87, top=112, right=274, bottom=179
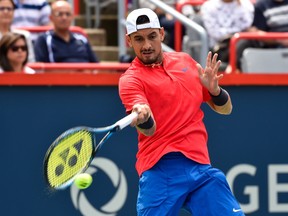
left=46, top=129, right=94, bottom=188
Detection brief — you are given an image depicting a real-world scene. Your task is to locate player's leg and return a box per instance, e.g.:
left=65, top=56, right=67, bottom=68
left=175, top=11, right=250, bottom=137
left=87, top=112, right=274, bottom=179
left=183, top=167, right=245, bottom=216
left=136, top=152, right=192, bottom=216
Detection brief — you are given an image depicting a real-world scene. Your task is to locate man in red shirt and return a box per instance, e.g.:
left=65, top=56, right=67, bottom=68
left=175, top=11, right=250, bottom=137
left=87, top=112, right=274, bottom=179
left=119, top=8, right=244, bottom=216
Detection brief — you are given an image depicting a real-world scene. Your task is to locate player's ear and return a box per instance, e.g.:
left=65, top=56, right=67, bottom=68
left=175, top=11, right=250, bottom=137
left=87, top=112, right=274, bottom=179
left=126, top=34, right=132, bottom=47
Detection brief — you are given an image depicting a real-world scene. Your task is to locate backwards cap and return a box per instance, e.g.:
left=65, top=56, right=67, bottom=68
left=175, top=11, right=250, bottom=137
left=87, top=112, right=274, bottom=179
left=126, top=8, right=161, bottom=35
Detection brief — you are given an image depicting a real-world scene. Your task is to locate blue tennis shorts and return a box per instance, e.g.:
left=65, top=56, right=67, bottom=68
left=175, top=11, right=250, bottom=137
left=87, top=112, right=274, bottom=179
left=137, top=152, right=245, bottom=216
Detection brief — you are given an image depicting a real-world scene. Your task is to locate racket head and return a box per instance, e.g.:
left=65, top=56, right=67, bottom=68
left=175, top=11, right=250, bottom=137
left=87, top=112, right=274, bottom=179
left=43, top=127, right=96, bottom=190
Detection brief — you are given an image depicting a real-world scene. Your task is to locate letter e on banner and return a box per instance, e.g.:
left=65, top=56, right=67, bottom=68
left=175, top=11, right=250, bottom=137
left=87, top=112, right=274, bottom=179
left=268, top=164, right=288, bottom=213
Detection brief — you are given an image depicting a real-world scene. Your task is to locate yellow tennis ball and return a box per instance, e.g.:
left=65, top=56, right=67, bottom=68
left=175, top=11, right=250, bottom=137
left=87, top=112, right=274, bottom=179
left=74, top=173, right=93, bottom=189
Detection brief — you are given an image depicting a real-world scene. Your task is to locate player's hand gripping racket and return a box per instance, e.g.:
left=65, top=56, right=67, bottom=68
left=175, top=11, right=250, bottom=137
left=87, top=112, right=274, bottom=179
left=43, top=112, right=137, bottom=190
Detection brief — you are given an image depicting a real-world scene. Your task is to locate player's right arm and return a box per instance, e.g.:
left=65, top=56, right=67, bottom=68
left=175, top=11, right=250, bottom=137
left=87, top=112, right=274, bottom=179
left=131, top=104, right=156, bottom=136
left=119, top=70, right=156, bottom=136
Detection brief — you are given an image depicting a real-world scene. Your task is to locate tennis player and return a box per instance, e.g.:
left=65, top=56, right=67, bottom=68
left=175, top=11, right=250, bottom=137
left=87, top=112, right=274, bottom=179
left=119, top=8, right=245, bottom=216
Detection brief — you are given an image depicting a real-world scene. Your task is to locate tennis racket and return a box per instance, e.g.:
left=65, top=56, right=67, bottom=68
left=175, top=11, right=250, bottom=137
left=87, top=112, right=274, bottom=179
left=43, top=112, right=137, bottom=190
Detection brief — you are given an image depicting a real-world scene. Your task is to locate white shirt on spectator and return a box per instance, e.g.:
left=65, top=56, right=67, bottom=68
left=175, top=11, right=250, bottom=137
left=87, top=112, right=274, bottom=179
left=201, top=0, right=254, bottom=48
left=0, top=66, right=36, bottom=74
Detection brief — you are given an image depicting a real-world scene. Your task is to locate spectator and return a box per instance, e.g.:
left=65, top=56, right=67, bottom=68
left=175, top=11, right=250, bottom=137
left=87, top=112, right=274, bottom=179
left=12, top=0, right=51, bottom=42
left=12, top=0, right=51, bottom=26
left=0, top=0, right=35, bottom=62
left=0, top=32, right=35, bottom=73
left=34, top=0, right=99, bottom=63
left=201, top=0, right=254, bottom=66
left=237, top=0, right=288, bottom=70
left=251, top=0, right=288, bottom=34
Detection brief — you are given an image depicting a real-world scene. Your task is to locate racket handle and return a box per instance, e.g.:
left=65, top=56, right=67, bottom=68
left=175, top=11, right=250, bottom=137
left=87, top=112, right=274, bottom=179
left=116, top=112, right=138, bottom=130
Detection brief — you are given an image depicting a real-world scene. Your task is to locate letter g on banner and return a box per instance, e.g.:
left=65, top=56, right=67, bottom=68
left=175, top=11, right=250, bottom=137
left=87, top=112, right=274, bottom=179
left=70, top=157, right=128, bottom=216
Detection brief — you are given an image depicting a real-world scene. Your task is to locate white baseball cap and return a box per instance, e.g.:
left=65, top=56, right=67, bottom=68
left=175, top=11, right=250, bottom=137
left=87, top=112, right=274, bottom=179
left=126, top=8, right=161, bottom=35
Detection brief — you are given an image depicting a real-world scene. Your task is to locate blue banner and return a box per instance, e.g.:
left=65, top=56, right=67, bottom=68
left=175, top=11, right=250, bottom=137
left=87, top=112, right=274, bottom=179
left=0, top=86, right=287, bottom=216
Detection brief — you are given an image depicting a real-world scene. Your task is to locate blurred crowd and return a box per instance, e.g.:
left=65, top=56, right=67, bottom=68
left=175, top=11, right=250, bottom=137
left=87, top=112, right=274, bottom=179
left=0, top=0, right=98, bottom=73
left=1, top=0, right=288, bottom=73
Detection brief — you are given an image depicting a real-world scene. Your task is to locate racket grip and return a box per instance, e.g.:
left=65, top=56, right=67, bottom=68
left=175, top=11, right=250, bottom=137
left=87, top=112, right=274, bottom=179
left=116, top=112, right=138, bottom=130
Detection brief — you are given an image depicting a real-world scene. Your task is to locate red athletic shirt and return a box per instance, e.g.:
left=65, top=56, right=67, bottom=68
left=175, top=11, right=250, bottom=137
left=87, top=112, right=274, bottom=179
left=119, top=52, right=212, bottom=176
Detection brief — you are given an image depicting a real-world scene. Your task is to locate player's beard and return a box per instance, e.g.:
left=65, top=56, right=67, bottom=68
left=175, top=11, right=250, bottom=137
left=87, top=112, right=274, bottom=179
left=140, top=49, right=162, bottom=65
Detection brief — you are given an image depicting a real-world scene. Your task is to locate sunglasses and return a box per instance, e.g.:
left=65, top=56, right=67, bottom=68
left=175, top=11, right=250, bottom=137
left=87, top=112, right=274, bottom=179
left=10, top=45, right=28, bottom=52
left=0, top=7, right=14, bottom=12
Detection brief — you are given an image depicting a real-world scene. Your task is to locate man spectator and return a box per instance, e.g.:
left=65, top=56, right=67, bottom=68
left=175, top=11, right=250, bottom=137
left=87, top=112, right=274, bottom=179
left=247, top=0, right=288, bottom=40
left=34, top=0, right=99, bottom=63
left=12, top=0, right=51, bottom=41
left=237, top=0, right=288, bottom=70
left=12, top=0, right=51, bottom=26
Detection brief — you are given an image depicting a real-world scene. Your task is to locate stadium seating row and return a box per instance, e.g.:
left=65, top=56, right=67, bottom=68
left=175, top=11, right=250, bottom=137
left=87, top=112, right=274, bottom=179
left=16, top=0, right=288, bottom=74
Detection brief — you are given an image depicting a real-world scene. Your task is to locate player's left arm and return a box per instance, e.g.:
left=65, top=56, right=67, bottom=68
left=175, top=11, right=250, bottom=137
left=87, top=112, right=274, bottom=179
left=197, top=52, right=232, bottom=115
left=206, top=88, right=232, bottom=115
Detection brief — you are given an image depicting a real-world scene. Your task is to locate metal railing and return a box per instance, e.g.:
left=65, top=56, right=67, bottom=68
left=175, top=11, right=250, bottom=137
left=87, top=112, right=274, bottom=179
left=118, top=0, right=128, bottom=60
left=84, top=0, right=118, bottom=28
left=175, top=0, right=206, bottom=51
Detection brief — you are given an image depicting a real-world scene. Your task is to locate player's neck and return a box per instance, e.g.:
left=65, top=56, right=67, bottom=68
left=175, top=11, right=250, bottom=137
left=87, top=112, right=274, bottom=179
left=144, top=61, right=163, bottom=68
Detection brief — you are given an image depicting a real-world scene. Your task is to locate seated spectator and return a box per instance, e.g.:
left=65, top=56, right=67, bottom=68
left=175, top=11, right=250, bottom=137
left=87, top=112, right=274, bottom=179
left=12, top=0, right=51, bottom=41
left=237, top=0, right=288, bottom=70
left=201, top=0, right=254, bottom=67
left=0, top=0, right=35, bottom=62
left=34, top=0, right=99, bottom=63
left=0, top=32, right=35, bottom=73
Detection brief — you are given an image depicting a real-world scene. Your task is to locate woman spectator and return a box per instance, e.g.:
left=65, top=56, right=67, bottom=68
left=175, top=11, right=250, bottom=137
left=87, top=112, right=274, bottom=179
left=0, top=32, right=35, bottom=73
left=236, top=0, right=288, bottom=70
left=0, top=0, right=35, bottom=62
